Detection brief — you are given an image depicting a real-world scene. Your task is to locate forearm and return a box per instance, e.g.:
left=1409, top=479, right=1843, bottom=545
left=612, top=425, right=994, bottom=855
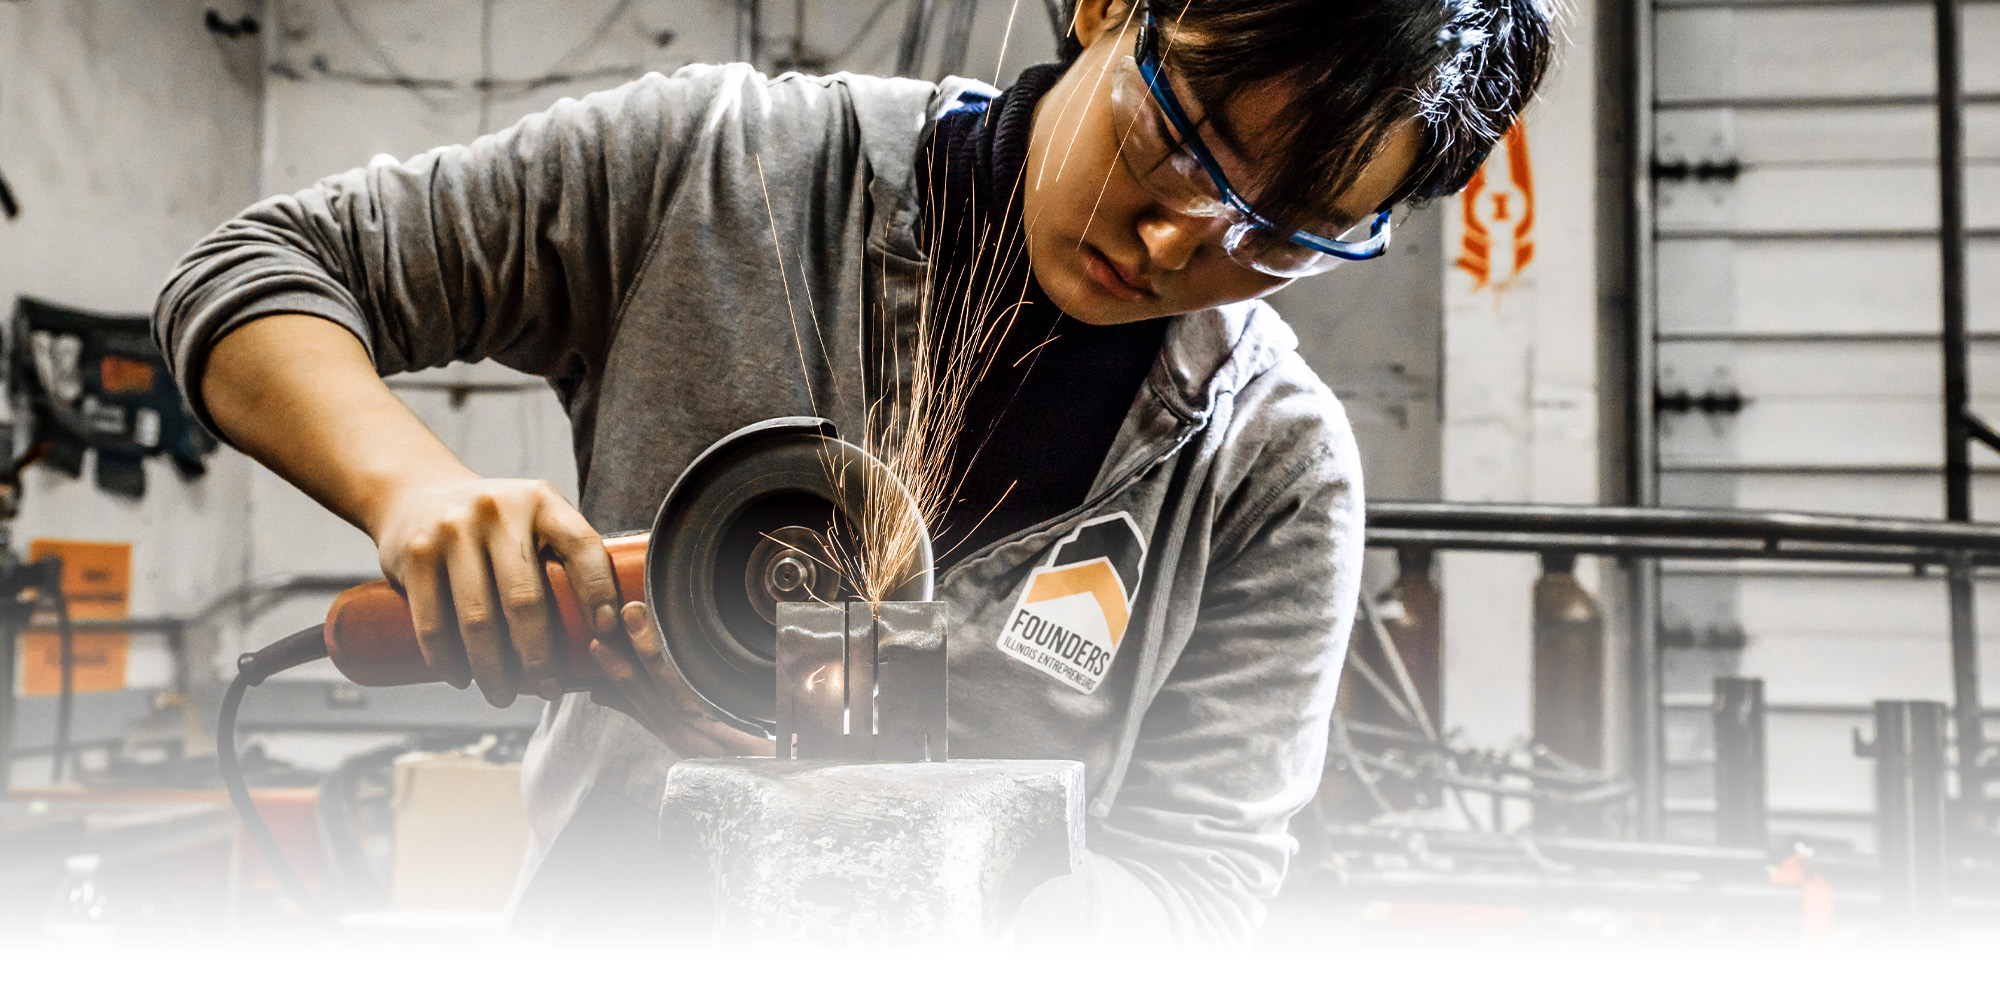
left=202, top=314, right=477, bottom=538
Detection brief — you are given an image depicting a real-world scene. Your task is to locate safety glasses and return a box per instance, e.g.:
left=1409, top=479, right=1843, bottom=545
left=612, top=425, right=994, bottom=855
left=1110, top=9, right=1392, bottom=278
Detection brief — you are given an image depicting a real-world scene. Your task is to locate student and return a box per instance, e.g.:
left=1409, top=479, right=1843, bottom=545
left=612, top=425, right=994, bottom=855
left=156, top=0, right=1551, bottom=944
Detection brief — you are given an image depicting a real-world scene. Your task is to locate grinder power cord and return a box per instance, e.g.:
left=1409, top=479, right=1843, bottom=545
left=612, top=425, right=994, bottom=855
left=214, top=418, right=936, bottom=922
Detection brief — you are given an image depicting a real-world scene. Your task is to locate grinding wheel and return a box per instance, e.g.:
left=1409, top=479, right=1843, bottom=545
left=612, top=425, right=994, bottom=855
left=644, top=417, right=934, bottom=736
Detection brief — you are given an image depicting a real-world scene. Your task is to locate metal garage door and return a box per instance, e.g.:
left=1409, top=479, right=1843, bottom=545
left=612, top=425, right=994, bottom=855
left=1650, top=0, right=2000, bottom=846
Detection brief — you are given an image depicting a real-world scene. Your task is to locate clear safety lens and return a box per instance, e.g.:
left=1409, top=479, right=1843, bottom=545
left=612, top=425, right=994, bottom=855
left=1223, top=222, right=1346, bottom=278
left=1109, top=58, right=1233, bottom=219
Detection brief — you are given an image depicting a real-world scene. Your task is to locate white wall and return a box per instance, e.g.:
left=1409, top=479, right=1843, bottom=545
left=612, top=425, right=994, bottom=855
left=1274, top=205, right=1444, bottom=510
left=1439, top=0, right=1603, bottom=752
left=0, top=0, right=264, bottom=695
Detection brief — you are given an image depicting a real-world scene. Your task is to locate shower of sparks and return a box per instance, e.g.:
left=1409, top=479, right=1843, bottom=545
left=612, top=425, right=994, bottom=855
left=749, top=8, right=1161, bottom=609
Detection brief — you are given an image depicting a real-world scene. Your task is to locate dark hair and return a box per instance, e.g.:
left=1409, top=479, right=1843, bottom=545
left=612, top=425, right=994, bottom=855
left=1063, top=0, right=1555, bottom=228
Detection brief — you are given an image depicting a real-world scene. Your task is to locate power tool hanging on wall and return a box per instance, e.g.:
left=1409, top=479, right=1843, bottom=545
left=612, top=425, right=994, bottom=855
left=215, top=417, right=938, bottom=922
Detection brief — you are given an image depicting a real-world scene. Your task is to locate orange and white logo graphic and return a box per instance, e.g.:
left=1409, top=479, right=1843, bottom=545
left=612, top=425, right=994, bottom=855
left=1455, top=119, right=1535, bottom=290
left=997, top=512, right=1147, bottom=694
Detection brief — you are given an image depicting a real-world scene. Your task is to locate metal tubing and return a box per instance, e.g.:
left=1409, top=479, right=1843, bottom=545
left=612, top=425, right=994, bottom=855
left=1370, top=502, right=2000, bottom=551
left=1629, top=0, right=1663, bottom=844
left=1632, top=560, right=1663, bottom=838
left=1712, top=677, right=1768, bottom=849
left=1369, top=528, right=1988, bottom=565
left=1937, top=0, right=1989, bottom=831
left=1939, top=0, right=1971, bottom=523
left=1868, top=700, right=1951, bottom=930
left=1948, top=557, right=1986, bottom=816
left=1629, top=0, right=1657, bottom=518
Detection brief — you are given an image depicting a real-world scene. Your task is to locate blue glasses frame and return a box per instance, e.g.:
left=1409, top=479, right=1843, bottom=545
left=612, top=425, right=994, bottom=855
left=1132, top=10, right=1391, bottom=262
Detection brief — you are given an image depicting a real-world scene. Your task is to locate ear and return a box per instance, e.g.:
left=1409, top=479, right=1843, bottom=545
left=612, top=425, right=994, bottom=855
left=1071, top=0, right=1135, bottom=49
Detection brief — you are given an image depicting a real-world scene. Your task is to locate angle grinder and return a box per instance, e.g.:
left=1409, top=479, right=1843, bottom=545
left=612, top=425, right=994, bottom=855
left=319, top=416, right=934, bottom=733
left=215, top=416, right=935, bottom=922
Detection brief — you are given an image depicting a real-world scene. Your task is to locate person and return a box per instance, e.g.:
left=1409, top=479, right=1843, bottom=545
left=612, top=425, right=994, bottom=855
left=155, top=0, right=1551, bottom=944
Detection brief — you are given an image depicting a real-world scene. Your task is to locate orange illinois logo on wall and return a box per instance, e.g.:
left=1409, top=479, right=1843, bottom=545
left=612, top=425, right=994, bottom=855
left=997, top=512, right=1147, bottom=695
left=1456, top=120, right=1535, bottom=290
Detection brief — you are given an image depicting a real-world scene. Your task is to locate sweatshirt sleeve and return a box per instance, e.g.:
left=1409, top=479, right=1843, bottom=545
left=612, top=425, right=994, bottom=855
left=1016, top=401, right=1364, bottom=947
left=153, top=65, right=734, bottom=437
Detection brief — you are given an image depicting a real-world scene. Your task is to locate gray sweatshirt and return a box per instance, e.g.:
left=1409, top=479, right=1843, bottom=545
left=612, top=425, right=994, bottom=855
left=154, top=64, right=1364, bottom=945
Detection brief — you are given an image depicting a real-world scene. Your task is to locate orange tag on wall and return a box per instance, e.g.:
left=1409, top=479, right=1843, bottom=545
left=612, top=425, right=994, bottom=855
left=21, top=539, right=131, bottom=696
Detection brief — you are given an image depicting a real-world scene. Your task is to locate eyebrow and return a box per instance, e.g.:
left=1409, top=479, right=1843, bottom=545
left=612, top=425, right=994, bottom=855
left=1160, top=68, right=1255, bottom=168
left=1156, top=59, right=1369, bottom=234
left=1193, top=108, right=1255, bottom=167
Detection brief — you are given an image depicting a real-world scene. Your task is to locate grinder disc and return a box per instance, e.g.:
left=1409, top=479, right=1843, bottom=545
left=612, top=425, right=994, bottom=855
left=643, top=417, right=934, bottom=736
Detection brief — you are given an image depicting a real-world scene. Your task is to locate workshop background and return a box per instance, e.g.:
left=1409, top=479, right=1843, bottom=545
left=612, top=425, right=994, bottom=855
left=1, top=0, right=1996, bottom=949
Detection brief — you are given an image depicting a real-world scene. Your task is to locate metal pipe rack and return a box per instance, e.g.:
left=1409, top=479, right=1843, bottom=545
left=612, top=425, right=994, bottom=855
left=1364, top=500, right=1999, bottom=851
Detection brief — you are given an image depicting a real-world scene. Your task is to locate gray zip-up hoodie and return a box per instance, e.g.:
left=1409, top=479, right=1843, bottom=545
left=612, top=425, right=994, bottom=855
left=154, top=64, right=1363, bottom=945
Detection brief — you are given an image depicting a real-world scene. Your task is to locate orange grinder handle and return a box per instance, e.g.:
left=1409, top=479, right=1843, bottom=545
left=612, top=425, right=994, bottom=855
left=323, top=533, right=651, bottom=688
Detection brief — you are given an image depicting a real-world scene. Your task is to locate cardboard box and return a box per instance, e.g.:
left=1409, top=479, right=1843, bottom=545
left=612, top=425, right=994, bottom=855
left=388, top=752, right=530, bottom=912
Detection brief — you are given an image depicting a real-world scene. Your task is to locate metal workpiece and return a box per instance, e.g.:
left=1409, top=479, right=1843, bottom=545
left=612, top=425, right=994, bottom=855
left=1856, top=700, right=1951, bottom=930
left=1711, top=677, right=1768, bottom=849
left=658, top=758, right=1085, bottom=944
left=872, top=601, right=949, bottom=762
left=775, top=600, right=947, bottom=762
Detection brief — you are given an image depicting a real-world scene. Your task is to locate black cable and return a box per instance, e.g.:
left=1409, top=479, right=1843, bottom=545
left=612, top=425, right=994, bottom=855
left=47, top=580, right=72, bottom=784
left=215, top=624, right=342, bottom=927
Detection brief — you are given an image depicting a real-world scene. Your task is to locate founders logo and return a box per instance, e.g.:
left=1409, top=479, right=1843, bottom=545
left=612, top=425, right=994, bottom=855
left=997, top=512, right=1147, bottom=694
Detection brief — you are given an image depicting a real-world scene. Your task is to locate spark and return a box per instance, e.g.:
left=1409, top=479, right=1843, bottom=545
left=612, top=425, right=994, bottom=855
left=756, top=153, right=826, bottom=421
left=754, top=10, right=1092, bottom=608
left=1043, top=3, right=1140, bottom=190
left=992, top=0, right=1024, bottom=85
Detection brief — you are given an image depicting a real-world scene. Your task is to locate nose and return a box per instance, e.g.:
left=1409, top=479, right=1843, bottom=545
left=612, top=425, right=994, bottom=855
left=1136, top=209, right=1224, bottom=272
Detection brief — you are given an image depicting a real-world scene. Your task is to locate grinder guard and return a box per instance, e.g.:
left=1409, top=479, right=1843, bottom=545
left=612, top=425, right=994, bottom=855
left=645, top=417, right=934, bottom=736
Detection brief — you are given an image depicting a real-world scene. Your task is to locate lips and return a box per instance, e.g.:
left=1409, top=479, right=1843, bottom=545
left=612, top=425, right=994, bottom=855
left=1082, top=245, right=1155, bottom=302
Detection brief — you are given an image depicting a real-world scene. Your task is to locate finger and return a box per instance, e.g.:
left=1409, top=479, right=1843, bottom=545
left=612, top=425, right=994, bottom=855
left=488, top=524, right=561, bottom=702
left=401, top=540, right=470, bottom=690
left=589, top=635, right=744, bottom=757
left=446, top=525, right=516, bottom=708
left=588, top=636, right=683, bottom=745
left=622, top=602, right=713, bottom=720
left=621, top=602, right=709, bottom=718
left=621, top=601, right=663, bottom=659
left=537, top=496, right=622, bottom=639
left=620, top=605, right=772, bottom=757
